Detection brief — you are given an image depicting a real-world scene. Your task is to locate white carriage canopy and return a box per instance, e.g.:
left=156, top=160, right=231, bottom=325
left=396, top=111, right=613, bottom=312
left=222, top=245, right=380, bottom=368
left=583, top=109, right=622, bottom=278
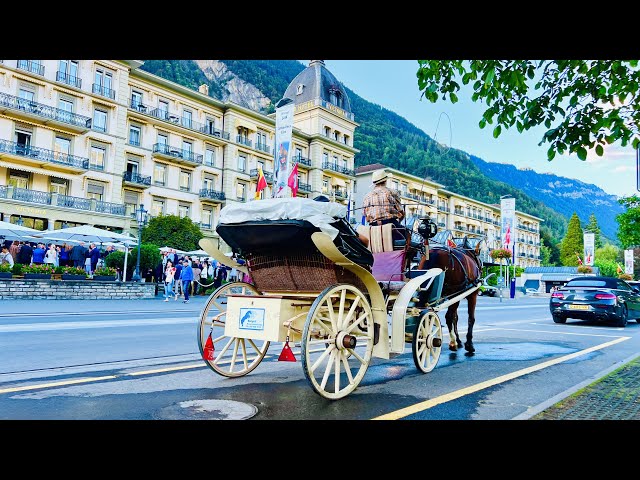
left=218, top=197, right=347, bottom=240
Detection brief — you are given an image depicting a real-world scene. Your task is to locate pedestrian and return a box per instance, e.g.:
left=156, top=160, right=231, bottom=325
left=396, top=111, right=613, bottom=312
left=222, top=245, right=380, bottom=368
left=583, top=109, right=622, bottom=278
left=17, top=241, right=32, bottom=265
left=163, top=260, right=176, bottom=302
left=59, top=243, right=69, bottom=267
left=32, top=243, right=46, bottom=265
left=44, top=243, right=58, bottom=267
left=180, top=258, right=193, bottom=303
left=0, top=245, right=14, bottom=268
left=9, top=241, right=20, bottom=263
left=192, top=261, right=201, bottom=296
left=213, top=265, right=225, bottom=290
left=88, top=243, right=100, bottom=275
left=71, top=241, right=88, bottom=268
left=173, top=260, right=183, bottom=300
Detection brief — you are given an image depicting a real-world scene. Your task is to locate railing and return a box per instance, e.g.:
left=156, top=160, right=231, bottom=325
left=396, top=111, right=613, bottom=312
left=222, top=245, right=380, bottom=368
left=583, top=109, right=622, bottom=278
left=0, top=92, right=92, bottom=129
left=199, top=189, right=226, bottom=201
left=437, top=222, right=446, bottom=227
left=92, top=83, right=116, bottom=100
left=56, top=71, right=82, bottom=88
left=454, top=210, right=464, bottom=216
left=255, top=143, right=271, bottom=154
left=57, top=194, right=91, bottom=211
left=95, top=201, right=126, bottom=216
left=123, top=171, right=151, bottom=186
left=322, top=161, right=355, bottom=176
left=0, top=185, right=6, bottom=199
left=293, top=156, right=311, bottom=167
left=128, top=138, right=141, bottom=147
left=333, top=187, right=347, bottom=198
left=438, top=205, right=449, bottom=212
left=299, top=182, right=311, bottom=192
left=199, top=124, right=229, bottom=140
left=152, top=143, right=203, bottom=164
left=0, top=139, right=89, bottom=169
left=236, top=135, right=252, bottom=147
left=200, top=223, right=212, bottom=229
left=12, top=187, right=52, bottom=205
left=17, top=60, right=44, bottom=76
left=249, top=168, right=274, bottom=181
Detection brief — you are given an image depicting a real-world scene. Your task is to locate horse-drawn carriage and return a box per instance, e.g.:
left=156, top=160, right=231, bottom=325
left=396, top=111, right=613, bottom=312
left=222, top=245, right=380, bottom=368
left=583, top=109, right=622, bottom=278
left=197, top=197, right=482, bottom=399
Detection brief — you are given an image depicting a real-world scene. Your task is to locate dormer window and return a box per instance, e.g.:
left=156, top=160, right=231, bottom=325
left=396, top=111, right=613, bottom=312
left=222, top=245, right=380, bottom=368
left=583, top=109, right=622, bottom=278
left=296, top=84, right=304, bottom=95
left=328, top=84, right=342, bottom=108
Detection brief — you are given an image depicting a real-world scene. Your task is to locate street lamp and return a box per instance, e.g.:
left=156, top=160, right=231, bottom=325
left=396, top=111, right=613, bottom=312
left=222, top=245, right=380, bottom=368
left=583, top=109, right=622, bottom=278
left=131, top=204, right=148, bottom=282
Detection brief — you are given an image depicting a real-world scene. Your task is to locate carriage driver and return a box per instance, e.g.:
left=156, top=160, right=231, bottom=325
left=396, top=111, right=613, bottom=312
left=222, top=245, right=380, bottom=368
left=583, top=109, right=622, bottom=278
left=363, top=169, right=407, bottom=241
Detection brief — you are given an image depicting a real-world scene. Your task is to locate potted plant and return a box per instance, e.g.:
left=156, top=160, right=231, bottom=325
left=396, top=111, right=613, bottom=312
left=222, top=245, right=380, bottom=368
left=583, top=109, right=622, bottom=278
left=22, top=263, right=55, bottom=279
left=61, top=265, right=89, bottom=280
left=92, top=266, right=117, bottom=281
left=618, top=273, right=633, bottom=281
left=490, top=248, right=513, bottom=261
left=0, top=263, right=12, bottom=279
left=577, top=265, right=593, bottom=274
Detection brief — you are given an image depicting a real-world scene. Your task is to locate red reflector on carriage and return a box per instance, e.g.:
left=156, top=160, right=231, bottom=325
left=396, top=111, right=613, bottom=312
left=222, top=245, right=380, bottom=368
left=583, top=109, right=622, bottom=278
left=278, top=341, right=296, bottom=362
left=203, top=333, right=215, bottom=361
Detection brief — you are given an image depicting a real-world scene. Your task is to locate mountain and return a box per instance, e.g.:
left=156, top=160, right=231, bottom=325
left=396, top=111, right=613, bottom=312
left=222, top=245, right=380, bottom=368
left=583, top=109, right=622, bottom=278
left=139, top=60, right=617, bottom=245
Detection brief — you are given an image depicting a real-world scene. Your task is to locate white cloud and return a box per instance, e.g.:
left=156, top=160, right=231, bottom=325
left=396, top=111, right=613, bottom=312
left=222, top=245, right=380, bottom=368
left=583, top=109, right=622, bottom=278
left=614, top=165, right=634, bottom=173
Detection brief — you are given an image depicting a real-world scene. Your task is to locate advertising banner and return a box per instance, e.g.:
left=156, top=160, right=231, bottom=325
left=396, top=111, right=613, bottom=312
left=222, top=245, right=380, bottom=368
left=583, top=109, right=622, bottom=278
left=273, top=100, right=295, bottom=197
left=583, top=232, right=595, bottom=266
left=500, top=197, right=516, bottom=259
left=625, top=249, right=634, bottom=275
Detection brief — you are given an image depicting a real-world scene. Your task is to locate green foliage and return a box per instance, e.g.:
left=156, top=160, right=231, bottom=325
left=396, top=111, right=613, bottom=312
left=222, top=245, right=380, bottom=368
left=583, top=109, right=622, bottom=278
left=416, top=60, right=640, bottom=160
left=61, top=266, right=88, bottom=276
left=490, top=248, right=512, bottom=260
left=560, top=213, right=584, bottom=266
left=585, top=214, right=603, bottom=249
left=577, top=265, right=593, bottom=274
left=540, top=228, right=561, bottom=266
left=140, top=60, right=223, bottom=100
left=141, top=215, right=203, bottom=252
left=137, top=244, right=162, bottom=272
left=94, top=266, right=117, bottom=277
left=617, top=195, right=640, bottom=248
left=11, top=263, right=23, bottom=275
left=596, top=244, right=620, bottom=263
left=22, top=264, right=55, bottom=274
left=105, top=250, right=133, bottom=277
left=594, top=260, right=618, bottom=277
left=0, top=263, right=11, bottom=273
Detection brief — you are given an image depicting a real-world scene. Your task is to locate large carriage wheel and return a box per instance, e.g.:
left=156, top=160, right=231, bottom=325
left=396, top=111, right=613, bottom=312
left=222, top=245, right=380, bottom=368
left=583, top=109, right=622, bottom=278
left=197, top=282, right=270, bottom=378
left=412, top=310, right=443, bottom=373
left=301, top=284, right=374, bottom=400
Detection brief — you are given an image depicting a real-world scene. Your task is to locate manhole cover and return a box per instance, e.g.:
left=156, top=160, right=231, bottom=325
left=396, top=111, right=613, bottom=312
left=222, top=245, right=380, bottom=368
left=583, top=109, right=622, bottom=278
left=154, top=399, right=258, bottom=420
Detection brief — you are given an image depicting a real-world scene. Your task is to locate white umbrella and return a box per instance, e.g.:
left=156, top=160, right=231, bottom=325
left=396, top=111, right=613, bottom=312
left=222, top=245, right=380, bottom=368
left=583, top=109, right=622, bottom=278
left=33, top=225, right=138, bottom=245
left=0, top=220, right=41, bottom=242
left=159, top=246, right=186, bottom=254
left=185, top=249, right=209, bottom=256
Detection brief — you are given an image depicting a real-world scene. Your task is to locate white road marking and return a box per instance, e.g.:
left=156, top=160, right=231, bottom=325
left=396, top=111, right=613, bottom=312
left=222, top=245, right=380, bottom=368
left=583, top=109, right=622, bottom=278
left=0, top=318, right=199, bottom=332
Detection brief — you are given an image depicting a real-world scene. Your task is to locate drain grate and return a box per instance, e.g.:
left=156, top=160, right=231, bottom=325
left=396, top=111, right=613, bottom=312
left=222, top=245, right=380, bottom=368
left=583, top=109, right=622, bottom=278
left=154, top=399, right=259, bottom=420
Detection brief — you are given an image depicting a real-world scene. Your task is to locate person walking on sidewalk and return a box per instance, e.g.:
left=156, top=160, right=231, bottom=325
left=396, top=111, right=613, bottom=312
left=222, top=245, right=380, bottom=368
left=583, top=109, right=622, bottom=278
left=163, top=261, right=176, bottom=302
left=180, top=258, right=193, bottom=304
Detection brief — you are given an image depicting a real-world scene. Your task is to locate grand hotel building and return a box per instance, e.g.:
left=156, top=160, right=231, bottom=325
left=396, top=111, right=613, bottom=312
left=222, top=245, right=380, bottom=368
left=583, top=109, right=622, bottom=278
left=0, top=59, right=541, bottom=266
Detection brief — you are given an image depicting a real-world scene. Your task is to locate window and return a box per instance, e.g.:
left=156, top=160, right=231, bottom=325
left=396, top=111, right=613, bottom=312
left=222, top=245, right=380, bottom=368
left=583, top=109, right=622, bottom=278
left=322, top=178, right=329, bottom=194
left=17, top=60, right=43, bottom=75
left=90, top=145, right=106, bottom=170
left=182, top=110, right=192, bottom=128
left=123, top=190, right=139, bottom=214
left=324, top=126, right=331, bottom=137
left=158, top=100, right=169, bottom=119
left=332, top=155, right=338, bottom=166
left=182, top=140, right=193, bottom=157
left=236, top=182, right=246, bottom=201
left=18, top=88, right=35, bottom=107
left=153, top=163, right=166, bottom=186
left=203, top=176, right=215, bottom=191
left=94, top=68, right=113, bottom=97
left=323, top=152, right=329, bottom=164
left=334, top=131, right=339, bottom=141
left=157, top=132, right=168, bottom=146
left=129, top=125, right=141, bottom=146
left=295, top=147, right=302, bottom=160
left=151, top=198, right=165, bottom=216
left=204, top=148, right=215, bottom=166
left=50, top=178, right=69, bottom=195
left=343, top=134, right=349, bottom=145
left=58, top=60, right=79, bottom=87
left=296, top=84, right=304, bottom=95
left=131, top=90, right=143, bottom=109
left=54, top=136, right=71, bottom=159
left=93, top=108, right=107, bottom=132
left=87, top=182, right=104, bottom=201
left=126, top=156, right=139, bottom=174
left=238, top=155, right=246, bottom=172
left=202, top=209, right=213, bottom=228
left=14, top=125, right=32, bottom=150
left=178, top=203, right=191, bottom=219
left=57, top=98, right=74, bottom=122
left=256, top=131, right=267, bottom=148
left=257, top=160, right=265, bottom=172
left=179, top=170, right=191, bottom=191
left=391, top=180, right=399, bottom=191
left=8, top=170, right=29, bottom=189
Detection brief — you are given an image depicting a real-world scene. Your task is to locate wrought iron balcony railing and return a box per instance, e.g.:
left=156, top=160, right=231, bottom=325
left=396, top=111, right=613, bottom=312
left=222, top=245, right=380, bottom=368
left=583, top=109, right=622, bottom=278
left=57, top=194, right=91, bottom=211
left=56, top=71, right=82, bottom=88
left=236, top=135, right=252, bottom=148
left=152, top=143, right=203, bottom=164
left=299, top=182, right=311, bottom=192
left=200, top=124, right=230, bottom=140
left=92, top=83, right=116, bottom=100
left=322, top=161, right=354, bottom=176
left=123, top=171, right=151, bottom=186
left=293, top=155, right=311, bottom=167
left=199, top=189, right=226, bottom=201
left=249, top=168, right=274, bottom=181
left=17, top=60, right=44, bottom=76
left=0, top=92, right=92, bottom=129
left=0, top=139, right=89, bottom=169
left=255, top=143, right=271, bottom=154
left=0, top=185, right=6, bottom=199
left=95, top=201, right=126, bottom=216
left=11, top=187, right=52, bottom=205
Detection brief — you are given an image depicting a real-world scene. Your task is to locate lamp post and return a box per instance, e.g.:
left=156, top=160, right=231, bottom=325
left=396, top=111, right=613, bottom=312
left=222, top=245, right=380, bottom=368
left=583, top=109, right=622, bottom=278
left=131, top=204, right=148, bottom=282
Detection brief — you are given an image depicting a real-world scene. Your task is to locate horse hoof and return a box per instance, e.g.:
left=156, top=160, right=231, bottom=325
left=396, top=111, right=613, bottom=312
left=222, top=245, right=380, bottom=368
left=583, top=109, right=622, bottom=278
left=464, top=342, right=475, bottom=353
left=448, top=342, right=458, bottom=351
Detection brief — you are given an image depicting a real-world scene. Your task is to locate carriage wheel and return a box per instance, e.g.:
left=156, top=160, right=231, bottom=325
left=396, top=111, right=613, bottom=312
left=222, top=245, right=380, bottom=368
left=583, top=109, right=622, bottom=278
left=301, top=284, right=374, bottom=400
left=412, top=310, right=443, bottom=373
left=197, top=282, right=270, bottom=378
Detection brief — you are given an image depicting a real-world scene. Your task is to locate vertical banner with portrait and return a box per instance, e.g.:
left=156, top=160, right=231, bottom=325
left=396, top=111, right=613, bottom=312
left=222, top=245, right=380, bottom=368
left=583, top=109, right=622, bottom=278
left=583, top=232, right=595, bottom=266
left=273, top=100, right=295, bottom=197
left=625, top=249, right=634, bottom=275
left=500, top=197, right=516, bottom=260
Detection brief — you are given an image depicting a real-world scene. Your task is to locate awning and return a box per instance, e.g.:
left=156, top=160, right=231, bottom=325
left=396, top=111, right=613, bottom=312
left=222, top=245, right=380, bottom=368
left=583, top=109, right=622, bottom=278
left=0, top=161, right=79, bottom=180
left=332, top=177, right=347, bottom=187
left=541, top=274, right=578, bottom=281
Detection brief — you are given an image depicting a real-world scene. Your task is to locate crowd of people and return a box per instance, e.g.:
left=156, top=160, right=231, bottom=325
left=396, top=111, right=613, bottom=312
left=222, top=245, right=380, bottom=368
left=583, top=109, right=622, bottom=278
left=1, top=239, right=114, bottom=276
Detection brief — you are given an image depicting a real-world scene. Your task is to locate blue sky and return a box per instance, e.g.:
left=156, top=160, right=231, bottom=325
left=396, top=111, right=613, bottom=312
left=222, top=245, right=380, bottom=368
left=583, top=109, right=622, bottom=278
left=318, top=60, right=636, bottom=198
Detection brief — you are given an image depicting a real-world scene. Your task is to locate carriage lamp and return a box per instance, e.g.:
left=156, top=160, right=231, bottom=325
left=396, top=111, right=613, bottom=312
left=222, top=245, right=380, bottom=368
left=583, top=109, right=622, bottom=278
left=418, top=217, right=437, bottom=239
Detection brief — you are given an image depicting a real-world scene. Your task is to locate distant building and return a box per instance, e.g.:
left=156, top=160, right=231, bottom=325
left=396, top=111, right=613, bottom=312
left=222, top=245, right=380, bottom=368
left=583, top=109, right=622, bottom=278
left=519, top=266, right=600, bottom=293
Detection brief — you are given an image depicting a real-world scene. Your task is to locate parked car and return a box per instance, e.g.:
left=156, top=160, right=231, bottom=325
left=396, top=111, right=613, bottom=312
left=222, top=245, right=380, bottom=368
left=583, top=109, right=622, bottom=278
left=525, top=288, right=540, bottom=295
left=477, top=284, right=498, bottom=297
left=549, top=276, right=640, bottom=327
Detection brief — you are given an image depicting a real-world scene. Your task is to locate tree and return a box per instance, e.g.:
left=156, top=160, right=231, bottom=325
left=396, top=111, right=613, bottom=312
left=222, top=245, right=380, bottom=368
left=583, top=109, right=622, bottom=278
left=595, top=243, right=620, bottom=263
left=141, top=215, right=204, bottom=252
left=540, top=228, right=560, bottom=266
left=104, top=244, right=161, bottom=279
left=416, top=60, right=640, bottom=160
left=560, top=213, right=584, bottom=266
left=584, top=214, right=603, bottom=249
left=617, top=195, right=640, bottom=248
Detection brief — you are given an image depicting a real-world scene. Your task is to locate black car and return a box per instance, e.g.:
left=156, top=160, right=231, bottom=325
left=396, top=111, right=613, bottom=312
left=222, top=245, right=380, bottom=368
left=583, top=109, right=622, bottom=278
left=549, top=276, right=640, bottom=327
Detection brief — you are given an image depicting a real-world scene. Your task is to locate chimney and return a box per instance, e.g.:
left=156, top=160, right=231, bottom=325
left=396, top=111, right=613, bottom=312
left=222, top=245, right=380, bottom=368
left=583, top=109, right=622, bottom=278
left=199, top=84, right=209, bottom=96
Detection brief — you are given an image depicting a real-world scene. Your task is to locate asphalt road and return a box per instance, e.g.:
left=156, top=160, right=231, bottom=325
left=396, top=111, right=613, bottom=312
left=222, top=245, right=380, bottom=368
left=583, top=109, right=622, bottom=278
left=1, top=294, right=639, bottom=420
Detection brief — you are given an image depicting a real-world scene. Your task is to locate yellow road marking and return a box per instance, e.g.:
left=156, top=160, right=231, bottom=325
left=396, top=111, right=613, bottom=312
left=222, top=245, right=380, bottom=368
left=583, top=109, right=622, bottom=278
left=126, top=363, right=205, bottom=375
left=0, top=376, right=117, bottom=394
left=372, top=336, right=631, bottom=420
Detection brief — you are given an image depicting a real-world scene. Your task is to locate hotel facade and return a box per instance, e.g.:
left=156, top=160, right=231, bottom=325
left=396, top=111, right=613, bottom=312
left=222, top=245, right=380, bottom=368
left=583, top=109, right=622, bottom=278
left=0, top=59, right=542, bottom=266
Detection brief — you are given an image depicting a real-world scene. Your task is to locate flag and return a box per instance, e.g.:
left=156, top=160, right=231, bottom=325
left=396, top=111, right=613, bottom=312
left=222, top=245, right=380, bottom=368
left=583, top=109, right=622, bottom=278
left=288, top=162, right=298, bottom=197
left=575, top=252, right=583, bottom=266
left=617, top=263, right=624, bottom=274
left=255, top=166, right=267, bottom=199
left=504, top=225, right=511, bottom=249
left=447, top=235, right=456, bottom=248
left=346, top=191, right=351, bottom=221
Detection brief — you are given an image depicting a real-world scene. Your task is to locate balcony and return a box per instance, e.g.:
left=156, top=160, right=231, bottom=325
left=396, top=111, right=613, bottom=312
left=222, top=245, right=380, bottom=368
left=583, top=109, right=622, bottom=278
left=0, top=139, right=89, bottom=172
left=333, top=187, right=347, bottom=198
left=123, top=171, right=151, bottom=189
left=236, top=135, right=252, bottom=148
left=294, top=156, right=312, bottom=167
left=57, top=194, right=91, bottom=211
left=56, top=71, right=82, bottom=89
left=322, top=161, right=354, bottom=177
left=152, top=143, right=203, bottom=166
left=0, top=185, right=6, bottom=199
left=249, top=168, right=274, bottom=183
left=130, top=101, right=149, bottom=113
left=299, top=182, right=312, bottom=192
left=255, top=142, right=271, bottom=154
left=438, top=205, right=450, bottom=212
left=92, top=83, right=116, bottom=100
left=200, top=124, right=230, bottom=140
left=95, top=201, right=126, bottom=216
left=0, top=92, right=92, bottom=133
left=17, top=60, right=44, bottom=76
left=199, top=189, right=226, bottom=203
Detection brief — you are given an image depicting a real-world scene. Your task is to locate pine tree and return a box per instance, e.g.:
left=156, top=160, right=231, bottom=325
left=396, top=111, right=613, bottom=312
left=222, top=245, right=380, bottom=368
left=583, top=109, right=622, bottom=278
left=560, top=213, right=584, bottom=266
left=585, top=213, right=603, bottom=249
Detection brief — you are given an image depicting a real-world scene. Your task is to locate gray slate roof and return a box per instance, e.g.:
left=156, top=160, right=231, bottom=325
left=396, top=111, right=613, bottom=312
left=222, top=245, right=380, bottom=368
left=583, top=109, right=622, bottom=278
left=283, top=60, right=352, bottom=114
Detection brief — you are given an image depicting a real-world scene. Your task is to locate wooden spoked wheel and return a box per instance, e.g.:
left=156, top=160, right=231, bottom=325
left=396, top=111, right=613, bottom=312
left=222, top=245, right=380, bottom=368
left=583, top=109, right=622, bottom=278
left=301, top=284, right=374, bottom=400
left=412, top=310, right=443, bottom=373
left=197, top=282, right=270, bottom=378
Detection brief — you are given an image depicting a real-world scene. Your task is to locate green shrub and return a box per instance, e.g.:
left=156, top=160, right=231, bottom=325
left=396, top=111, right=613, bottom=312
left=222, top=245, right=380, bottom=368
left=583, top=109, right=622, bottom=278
left=11, top=263, right=23, bottom=275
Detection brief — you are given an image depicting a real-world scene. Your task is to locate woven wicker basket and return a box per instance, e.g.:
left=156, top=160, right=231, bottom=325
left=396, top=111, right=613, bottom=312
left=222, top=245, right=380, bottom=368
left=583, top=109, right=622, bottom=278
left=246, top=251, right=367, bottom=293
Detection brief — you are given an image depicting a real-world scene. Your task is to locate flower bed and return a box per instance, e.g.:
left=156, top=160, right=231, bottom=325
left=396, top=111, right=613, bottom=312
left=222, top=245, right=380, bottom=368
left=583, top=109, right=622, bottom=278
left=22, top=263, right=55, bottom=280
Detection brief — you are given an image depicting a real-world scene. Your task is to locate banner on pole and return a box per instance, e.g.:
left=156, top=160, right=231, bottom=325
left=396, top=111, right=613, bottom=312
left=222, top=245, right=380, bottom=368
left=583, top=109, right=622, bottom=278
left=583, top=232, right=595, bottom=266
left=500, top=197, right=516, bottom=261
left=625, top=249, right=634, bottom=275
left=273, top=100, right=295, bottom=197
